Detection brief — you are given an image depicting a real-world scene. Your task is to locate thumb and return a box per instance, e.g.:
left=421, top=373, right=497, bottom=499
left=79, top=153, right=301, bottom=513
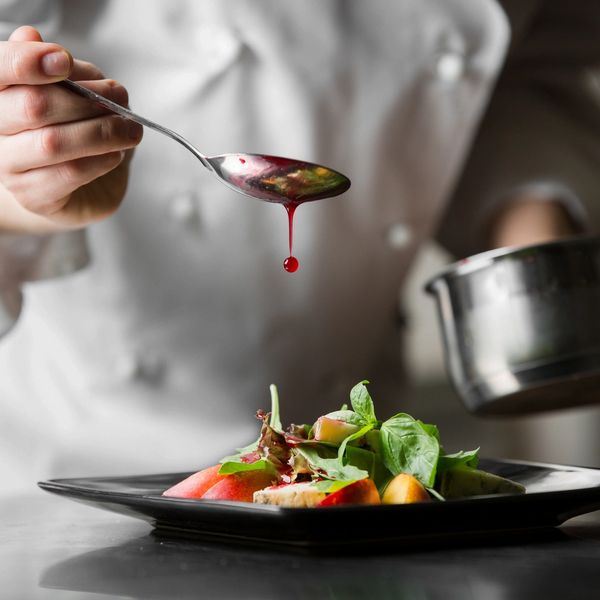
left=0, top=27, right=72, bottom=90
left=9, top=25, right=44, bottom=43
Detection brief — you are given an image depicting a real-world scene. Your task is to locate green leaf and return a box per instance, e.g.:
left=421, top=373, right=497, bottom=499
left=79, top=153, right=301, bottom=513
left=311, top=479, right=356, bottom=493
left=438, top=449, right=479, bottom=472
left=345, top=445, right=392, bottom=492
left=324, top=410, right=367, bottom=427
left=218, top=460, right=270, bottom=475
left=365, top=429, right=383, bottom=455
left=350, top=380, right=377, bottom=424
left=295, top=445, right=369, bottom=481
left=234, top=440, right=259, bottom=455
left=426, top=487, right=445, bottom=501
left=418, top=421, right=440, bottom=441
left=337, top=423, right=374, bottom=461
left=380, top=413, right=440, bottom=488
left=269, top=384, right=283, bottom=432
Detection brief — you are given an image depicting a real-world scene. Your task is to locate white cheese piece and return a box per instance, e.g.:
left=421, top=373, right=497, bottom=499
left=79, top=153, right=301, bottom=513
left=253, top=482, right=326, bottom=507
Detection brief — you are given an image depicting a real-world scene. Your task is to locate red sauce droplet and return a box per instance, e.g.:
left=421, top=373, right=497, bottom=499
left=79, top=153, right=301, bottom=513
left=239, top=157, right=246, bottom=164
left=283, top=256, right=299, bottom=272
left=283, top=201, right=300, bottom=273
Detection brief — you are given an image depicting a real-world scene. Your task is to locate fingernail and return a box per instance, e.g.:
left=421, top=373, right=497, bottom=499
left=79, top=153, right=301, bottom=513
left=40, top=51, right=71, bottom=77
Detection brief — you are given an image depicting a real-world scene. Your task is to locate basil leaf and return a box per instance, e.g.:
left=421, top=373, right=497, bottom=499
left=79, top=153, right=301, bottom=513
left=218, top=460, right=270, bottom=475
left=324, top=410, right=367, bottom=427
left=295, top=445, right=369, bottom=481
left=350, top=380, right=377, bottom=424
left=418, top=421, right=440, bottom=441
left=312, top=480, right=356, bottom=493
left=365, top=429, right=383, bottom=455
left=438, top=448, right=479, bottom=472
left=345, top=446, right=392, bottom=492
left=380, top=413, right=440, bottom=487
left=269, top=384, right=283, bottom=432
left=337, top=423, right=374, bottom=461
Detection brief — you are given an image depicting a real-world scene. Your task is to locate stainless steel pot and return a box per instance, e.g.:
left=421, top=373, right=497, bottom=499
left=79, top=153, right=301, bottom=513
left=425, top=236, right=600, bottom=415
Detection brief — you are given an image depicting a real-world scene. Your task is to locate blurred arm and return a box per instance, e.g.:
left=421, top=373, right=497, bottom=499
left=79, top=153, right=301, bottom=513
left=437, top=0, right=600, bottom=257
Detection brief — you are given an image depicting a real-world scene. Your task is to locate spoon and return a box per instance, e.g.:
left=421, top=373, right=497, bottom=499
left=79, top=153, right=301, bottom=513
left=58, top=79, right=351, bottom=204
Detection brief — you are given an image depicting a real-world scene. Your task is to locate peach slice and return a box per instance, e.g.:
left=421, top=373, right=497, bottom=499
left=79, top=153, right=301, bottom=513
left=201, top=469, right=277, bottom=502
left=382, top=473, right=430, bottom=504
left=162, top=465, right=227, bottom=499
left=318, top=479, right=381, bottom=507
left=312, top=416, right=361, bottom=444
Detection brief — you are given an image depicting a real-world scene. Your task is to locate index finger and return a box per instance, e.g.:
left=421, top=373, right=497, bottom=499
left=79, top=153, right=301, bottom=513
left=0, top=41, right=72, bottom=90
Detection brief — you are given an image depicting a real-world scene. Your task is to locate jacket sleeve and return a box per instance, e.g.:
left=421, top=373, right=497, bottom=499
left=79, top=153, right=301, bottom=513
left=0, top=231, right=90, bottom=336
left=0, top=0, right=89, bottom=338
left=437, top=0, right=600, bottom=259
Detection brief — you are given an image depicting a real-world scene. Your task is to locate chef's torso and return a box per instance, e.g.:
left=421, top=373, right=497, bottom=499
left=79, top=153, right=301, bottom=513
left=0, top=0, right=508, bottom=488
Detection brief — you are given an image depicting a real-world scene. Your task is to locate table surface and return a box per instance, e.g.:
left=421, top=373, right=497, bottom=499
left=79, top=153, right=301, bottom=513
left=3, top=491, right=600, bottom=600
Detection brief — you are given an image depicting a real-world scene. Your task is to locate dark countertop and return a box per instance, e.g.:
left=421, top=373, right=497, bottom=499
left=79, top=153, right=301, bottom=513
left=3, top=492, right=600, bottom=600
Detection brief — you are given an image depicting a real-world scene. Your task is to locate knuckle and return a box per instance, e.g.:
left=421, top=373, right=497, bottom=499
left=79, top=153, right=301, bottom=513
left=96, top=117, right=116, bottom=145
left=22, top=87, right=49, bottom=124
left=106, top=80, right=128, bottom=107
left=37, top=126, right=62, bottom=157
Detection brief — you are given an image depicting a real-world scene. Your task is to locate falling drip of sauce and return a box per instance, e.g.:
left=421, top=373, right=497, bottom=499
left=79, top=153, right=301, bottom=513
left=283, top=201, right=299, bottom=273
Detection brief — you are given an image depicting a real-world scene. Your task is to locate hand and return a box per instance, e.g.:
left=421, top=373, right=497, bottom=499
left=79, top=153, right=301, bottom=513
left=487, top=194, right=580, bottom=249
left=0, top=26, right=143, bottom=234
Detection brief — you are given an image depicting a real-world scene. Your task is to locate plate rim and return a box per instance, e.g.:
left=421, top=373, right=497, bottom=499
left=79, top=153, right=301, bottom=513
left=38, top=457, right=600, bottom=512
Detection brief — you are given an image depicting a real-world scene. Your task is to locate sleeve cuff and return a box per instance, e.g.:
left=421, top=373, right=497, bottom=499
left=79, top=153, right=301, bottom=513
left=0, top=229, right=89, bottom=339
left=0, top=229, right=90, bottom=288
left=480, top=179, right=591, bottom=239
left=0, top=286, right=22, bottom=338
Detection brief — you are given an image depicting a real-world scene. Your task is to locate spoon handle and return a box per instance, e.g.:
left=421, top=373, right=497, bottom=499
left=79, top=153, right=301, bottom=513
left=58, top=79, right=212, bottom=170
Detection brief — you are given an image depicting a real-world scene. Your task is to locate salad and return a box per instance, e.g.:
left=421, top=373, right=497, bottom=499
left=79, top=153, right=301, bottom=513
left=163, top=381, right=525, bottom=507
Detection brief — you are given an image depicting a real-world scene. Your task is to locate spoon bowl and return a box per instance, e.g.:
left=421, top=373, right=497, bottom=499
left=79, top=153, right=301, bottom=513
left=59, top=79, right=351, bottom=203
left=207, top=153, right=350, bottom=203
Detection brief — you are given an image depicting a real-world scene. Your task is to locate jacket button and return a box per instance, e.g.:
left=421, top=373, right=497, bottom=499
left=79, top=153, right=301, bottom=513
left=385, top=223, right=412, bottom=249
left=169, top=191, right=201, bottom=229
left=434, top=50, right=466, bottom=83
left=113, top=352, right=166, bottom=387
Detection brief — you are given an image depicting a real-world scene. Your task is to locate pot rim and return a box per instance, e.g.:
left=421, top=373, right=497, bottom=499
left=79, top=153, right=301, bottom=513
left=424, top=234, right=600, bottom=294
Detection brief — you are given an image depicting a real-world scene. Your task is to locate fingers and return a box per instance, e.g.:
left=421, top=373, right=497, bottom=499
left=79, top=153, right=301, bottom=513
left=9, top=25, right=43, bottom=43
left=7, top=26, right=104, bottom=82
left=70, top=59, right=105, bottom=81
left=1, top=151, right=127, bottom=216
left=0, top=27, right=138, bottom=231
left=0, top=40, right=73, bottom=89
left=0, top=113, right=143, bottom=172
left=0, top=79, right=128, bottom=135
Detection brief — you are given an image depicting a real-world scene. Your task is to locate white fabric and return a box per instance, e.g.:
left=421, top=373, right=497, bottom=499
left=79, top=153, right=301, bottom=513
left=0, top=0, right=597, bottom=491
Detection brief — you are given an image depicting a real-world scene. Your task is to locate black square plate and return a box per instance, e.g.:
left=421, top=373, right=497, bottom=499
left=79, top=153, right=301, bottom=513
left=38, top=459, right=600, bottom=549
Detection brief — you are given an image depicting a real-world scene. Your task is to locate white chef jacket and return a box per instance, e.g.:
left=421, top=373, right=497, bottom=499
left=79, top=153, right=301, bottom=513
left=1, top=0, right=599, bottom=491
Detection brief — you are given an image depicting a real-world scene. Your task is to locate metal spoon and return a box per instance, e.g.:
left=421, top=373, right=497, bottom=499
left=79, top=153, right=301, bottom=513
left=59, top=79, right=351, bottom=203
